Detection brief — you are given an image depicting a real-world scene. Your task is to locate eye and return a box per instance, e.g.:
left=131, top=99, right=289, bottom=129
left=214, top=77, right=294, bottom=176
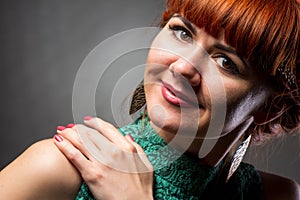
left=213, top=55, right=240, bottom=75
left=169, top=25, right=193, bottom=44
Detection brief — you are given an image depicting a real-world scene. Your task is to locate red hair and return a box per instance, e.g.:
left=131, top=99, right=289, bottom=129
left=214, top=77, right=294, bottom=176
left=161, top=0, right=300, bottom=143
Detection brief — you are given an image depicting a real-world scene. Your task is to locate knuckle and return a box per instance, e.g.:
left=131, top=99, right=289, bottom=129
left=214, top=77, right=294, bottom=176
left=83, top=168, right=103, bottom=183
left=118, top=143, right=137, bottom=153
left=73, top=125, right=86, bottom=138
left=110, top=150, right=127, bottom=163
left=97, top=119, right=113, bottom=129
left=126, top=145, right=137, bottom=153
left=134, top=144, right=145, bottom=152
left=67, top=150, right=80, bottom=161
left=110, top=148, right=122, bottom=159
left=60, top=124, right=82, bottom=137
left=59, top=128, right=73, bottom=136
left=101, top=121, right=113, bottom=130
left=148, top=165, right=154, bottom=172
left=73, top=124, right=84, bottom=132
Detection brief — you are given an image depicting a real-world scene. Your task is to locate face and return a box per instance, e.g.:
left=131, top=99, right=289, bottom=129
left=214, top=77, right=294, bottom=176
left=144, top=15, right=271, bottom=157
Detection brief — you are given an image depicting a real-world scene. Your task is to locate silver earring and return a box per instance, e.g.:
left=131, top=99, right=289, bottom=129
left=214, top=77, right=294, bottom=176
left=226, top=135, right=252, bottom=182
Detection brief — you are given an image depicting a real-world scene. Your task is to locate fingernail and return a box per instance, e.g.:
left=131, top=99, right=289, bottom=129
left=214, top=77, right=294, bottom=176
left=127, top=134, right=134, bottom=142
left=84, top=116, right=92, bottom=121
left=66, top=123, right=75, bottom=128
left=54, top=134, right=63, bottom=142
left=57, top=126, right=66, bottom=131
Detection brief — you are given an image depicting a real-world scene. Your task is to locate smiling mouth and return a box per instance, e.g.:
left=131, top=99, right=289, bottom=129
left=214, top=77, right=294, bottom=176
left=161, top=82, right=201, bottom=108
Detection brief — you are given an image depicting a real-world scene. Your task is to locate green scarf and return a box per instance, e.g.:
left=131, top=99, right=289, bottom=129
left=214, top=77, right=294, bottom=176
left=76, top=114, right=262, bottom=199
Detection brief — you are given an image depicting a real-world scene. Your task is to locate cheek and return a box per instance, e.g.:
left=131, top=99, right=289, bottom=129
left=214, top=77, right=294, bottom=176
left=145, top=50, right=164, bottom=76
left=146, top=45, right=178, bottom=67
left=145, top=48, right=176, bottom=84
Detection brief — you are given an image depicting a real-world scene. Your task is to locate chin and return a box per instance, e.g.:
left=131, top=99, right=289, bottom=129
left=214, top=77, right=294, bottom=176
left=149, top=106, right=208, bottom=138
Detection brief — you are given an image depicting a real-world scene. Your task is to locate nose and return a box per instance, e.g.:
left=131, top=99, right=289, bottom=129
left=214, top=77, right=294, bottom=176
left=169, top=57, right=201, bottom=87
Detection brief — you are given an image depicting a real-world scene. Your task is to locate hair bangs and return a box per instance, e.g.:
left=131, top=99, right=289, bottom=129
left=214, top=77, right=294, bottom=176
left=163, top=0, right=299, bottom=76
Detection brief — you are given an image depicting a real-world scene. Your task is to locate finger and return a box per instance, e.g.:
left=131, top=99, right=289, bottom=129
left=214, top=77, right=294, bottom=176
left=125, top=134, right=145, bottom=154
left=66, top=123, right=76, bottom=128
left=71, top=124, right=126, bottom=167
left=53, top=134, right=90, bottom=172
left=125, top=135, right=154, bottom=172
left=62, top=121, right=145, bottom=172
left=84, top=117, right=131, bottom=148
left=56, top=125, right=92, bottom=159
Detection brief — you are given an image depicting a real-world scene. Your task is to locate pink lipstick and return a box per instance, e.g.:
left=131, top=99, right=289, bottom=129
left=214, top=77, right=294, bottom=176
left=161, top=82, right=197, bottom=108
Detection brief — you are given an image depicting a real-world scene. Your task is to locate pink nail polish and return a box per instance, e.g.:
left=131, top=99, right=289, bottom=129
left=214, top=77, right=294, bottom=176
left=127, top=134, right=134, bottom=142
left=54, top=134, right=63, bottom=142
left=66, top=123, right=75, bottom=128
left=57, top=126, right=66, bottom=131
left=84, top=116, right=92, bottom=121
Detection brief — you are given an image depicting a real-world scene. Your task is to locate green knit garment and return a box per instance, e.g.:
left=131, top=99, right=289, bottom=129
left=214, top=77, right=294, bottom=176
left=75, top=114, right=262, bottom=200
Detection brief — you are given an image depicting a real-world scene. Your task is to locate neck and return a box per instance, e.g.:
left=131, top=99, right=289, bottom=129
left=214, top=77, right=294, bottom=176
left=149, top=120, right=205, bottom=157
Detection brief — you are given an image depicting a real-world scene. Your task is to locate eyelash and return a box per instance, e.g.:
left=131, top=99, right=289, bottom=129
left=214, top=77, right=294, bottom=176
left=212, top=55, right=241, bottom=75
left=168, top=23, right=241, bottom=75
left=168, top=25, right=193, bottom=44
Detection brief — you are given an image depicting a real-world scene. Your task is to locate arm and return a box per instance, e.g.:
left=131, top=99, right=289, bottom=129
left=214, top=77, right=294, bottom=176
left=259, top=171, right=300, bottom=200
left=0, top=139, right=82, bottom=200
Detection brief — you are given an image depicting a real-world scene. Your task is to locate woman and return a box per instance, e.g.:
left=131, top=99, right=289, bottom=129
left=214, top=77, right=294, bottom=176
left=1, top=0, right=299, bottom=199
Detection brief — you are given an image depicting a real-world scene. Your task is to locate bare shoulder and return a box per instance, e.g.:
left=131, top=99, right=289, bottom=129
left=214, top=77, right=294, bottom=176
left=0, top=139, right=82, bottom=199
left=259, top=170, right=300, bottom=200
left=22, top=139, right=82, bottom=186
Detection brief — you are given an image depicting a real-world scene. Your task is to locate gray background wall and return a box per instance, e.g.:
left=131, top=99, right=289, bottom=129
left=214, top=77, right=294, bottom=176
left=0, top=0, right=299, bottom=184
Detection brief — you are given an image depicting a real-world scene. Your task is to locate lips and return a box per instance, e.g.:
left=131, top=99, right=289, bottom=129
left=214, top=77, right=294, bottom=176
left=161, top=81, right=200, bottom=108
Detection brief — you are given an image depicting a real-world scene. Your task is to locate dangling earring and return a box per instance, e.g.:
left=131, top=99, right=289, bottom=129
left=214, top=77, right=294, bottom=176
left=129, top=80, right=146, bottom=115
left=226, top=135, right=252, bottom=182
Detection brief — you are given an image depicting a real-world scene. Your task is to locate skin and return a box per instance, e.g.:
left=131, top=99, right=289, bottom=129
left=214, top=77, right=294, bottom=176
left=144, top=15, right=271, bottom=163
left=0, top=123, right=154, bottom=200
left=0, top=16, right=299, bottom=199
left=1, top=138, right=299, bottom=199
left=0, top=139, right=81, bottom=200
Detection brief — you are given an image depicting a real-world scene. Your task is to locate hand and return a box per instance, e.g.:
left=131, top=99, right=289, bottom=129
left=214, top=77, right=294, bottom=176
left=53, top=117, right=154, bottom=200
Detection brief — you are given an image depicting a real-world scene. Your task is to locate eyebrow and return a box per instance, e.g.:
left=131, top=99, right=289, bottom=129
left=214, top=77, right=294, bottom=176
left=172, top=14, right=197, bottom=35
left=214, top=43, right=237, bottom=55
